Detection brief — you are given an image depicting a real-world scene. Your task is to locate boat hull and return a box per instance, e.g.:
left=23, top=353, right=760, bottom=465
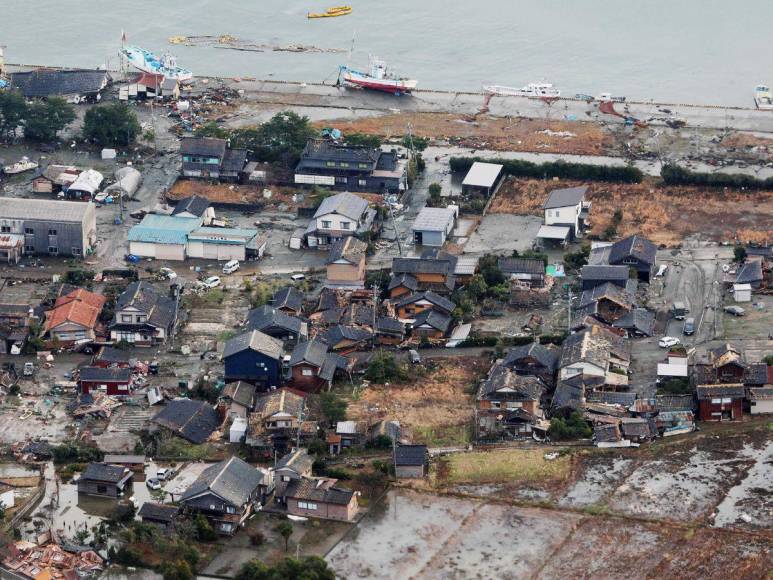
left=121, top=46, right=193, bottom=82
left=342, top=70, right=417, bottom=94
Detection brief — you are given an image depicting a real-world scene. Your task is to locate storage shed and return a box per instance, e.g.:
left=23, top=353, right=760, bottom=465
left=64, top=169, right=103, bottom=201
left=105, top=166, right=142, bottom=198
left=461, top=162, right=504, bottom=197
left=412, top=206, right=458, bottom=247
left=128, top=215, right=202, bottom=260
left=733, top=283, right=752, bottom=303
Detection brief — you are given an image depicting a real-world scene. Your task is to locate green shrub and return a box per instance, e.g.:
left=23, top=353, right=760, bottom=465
left=365, top=352, right=409, bottom=383
left=661, top=163, right=773, bottom=190
left=549, top=411, right=592, bottom=440
left=450, top=157, right=643, bottom=183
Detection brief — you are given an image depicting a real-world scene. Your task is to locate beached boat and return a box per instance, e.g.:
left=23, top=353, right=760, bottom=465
left=339, top=56, right=417, bottom=94
left=754, top=85, right=773, bottom=110
left=3, top=157, right=38, bottom=175
left=483, top=82, right=561, bottom=98
left=121, top=45, right=193, bottom=81
left=596, top=92, right=626, bottom=103
left=308, top=6, right=352, bottom=18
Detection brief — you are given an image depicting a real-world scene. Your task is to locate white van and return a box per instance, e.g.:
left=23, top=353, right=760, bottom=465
left=222, top=260, right=240, bottom=274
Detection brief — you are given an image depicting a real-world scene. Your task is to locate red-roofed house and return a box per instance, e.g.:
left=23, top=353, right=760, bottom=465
left=44, top=288, right=106, bottom=345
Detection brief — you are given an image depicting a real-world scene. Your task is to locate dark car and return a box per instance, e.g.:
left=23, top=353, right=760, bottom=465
left=724, top=306, right=746, bottom=317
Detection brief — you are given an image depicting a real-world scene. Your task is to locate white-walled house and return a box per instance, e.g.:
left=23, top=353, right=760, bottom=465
left=306, top=192, right=372, bottom=248
left=537, top=186, right=590, bottom=243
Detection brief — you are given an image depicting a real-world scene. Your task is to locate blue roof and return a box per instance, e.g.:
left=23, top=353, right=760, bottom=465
left=190, top=227, right=258, bottom=238
left=128, top=215, right=201, bottom=245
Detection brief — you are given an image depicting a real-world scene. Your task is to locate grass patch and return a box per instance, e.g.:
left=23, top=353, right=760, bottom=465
left=156, top=438, right=222, bottom=460
left=182, top=288, right=226, bottom=309
left=413, top=424, right=471, bottom=447
left=442, top=449, right=572, bottom=485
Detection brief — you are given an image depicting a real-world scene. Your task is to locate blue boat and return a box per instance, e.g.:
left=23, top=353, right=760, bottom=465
left=121, top=45, right=192, bottom=81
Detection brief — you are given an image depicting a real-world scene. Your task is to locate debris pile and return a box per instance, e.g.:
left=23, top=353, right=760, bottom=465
left=3, top=537, right=104, bottom=579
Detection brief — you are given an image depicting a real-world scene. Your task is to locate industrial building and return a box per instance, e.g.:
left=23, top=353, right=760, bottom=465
left=0, top=198, right=96, bottom=258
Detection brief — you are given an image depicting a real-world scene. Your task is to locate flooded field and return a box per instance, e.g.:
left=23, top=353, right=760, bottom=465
left=327, top=488, right=773, bottom=579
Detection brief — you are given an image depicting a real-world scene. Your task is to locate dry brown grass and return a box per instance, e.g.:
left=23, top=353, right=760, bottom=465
left=315, top=112, right=610, bottom=156
left=490, top=177, right=773, bottom=246
left=442, top=449, right=573, bottom=485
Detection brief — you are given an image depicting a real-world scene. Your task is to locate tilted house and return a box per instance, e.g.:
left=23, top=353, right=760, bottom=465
left=498, top=257, right=546, bottom=288
left=271, top=286, right=305, bottom=315
left=110, top=282, right=177, bottom=346
left=153, top=398, right=222, bottom=444
left=245, top=305, right=308, bottom=347
left=77, top=463, right=133, bottom=498
left=306, top=191, right=372, bottom=249
left=179, top=457, right=269, bottom=535
left=180, top=137, right=248, bottom=182
left=138, top=503, right=179, bottom=529
left=320, top=324, right=373, bottom=353
left=501, top=342, right=559, bottom=386
left=0, top=303, right=34, bottom=354
left=172, top=195, right=213, bottom=220
left=223, top=330, right=284, bottom=387
left=10, top=69, right=110, bottom=102
left=289, top=339, right=348, bottom=393
left=559, top=325, right=630, bottom=388
left=574, top=282, right=633, bottom=325
left=326, top=236, right=368, bottom=289
left=246, top=388, right=306, bottom=452
left=607, top=235, right=658, bottom=282
left=220, top=381, right=257, bottom=419
left=274, top=448, right=315, bottom=501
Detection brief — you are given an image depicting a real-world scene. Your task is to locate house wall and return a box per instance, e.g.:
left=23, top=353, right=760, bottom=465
left=80, top=379, right=131, bottom=396
left=326, top=262, right=364, bottom=283
left=397, top=302, right=433, bottom=319
left=77, top=480, right=120, bottom=497
left=560, top=362, right=605, bottom=381
left=129, top=241, right=186, bottom=261
left=50, top=321, right=92, bottom=343
left=316, top=213, right=359, bottom=234
left=395, top=464, right=425, bottom=478
left=389, top=286, right=412, bottom=299
left=597, top=299, right=631, bottom=323
left=479, top=399, right=539, bottom=414
left=0, top=215, right=93, bottom=258
left=751, top=399, right=773, bottom=414
left=698, top=398, right=743, bottom=421
left=286, top=496, right=357, bottom=521
left=187, top=240, right=246, bottom=261
left=224, top=349, right=281, bottom=387
left=413, top=230, right=445, bottom=247
left=414, top=272, right=447, bottom=284
left=610, top=256, right=654, bottom=282
left=715, top=363, right=745, bottom=383
left=291, top=363, right=325, bottom=392
left=544, top=203, right=579, bottom=232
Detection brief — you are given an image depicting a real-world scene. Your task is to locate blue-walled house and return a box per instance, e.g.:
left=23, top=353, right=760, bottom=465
left=223, top=330, right=284, bottom=388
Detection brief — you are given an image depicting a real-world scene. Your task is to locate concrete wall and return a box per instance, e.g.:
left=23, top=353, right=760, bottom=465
left=326, top=261, right=364, bottom=283
left=414, top=230, right=445, bottom=247
left=0, top=216, right=91, bottom=258
left=187, top=240, right=246, bottom=261
left=129, top=241, right=186, bottom=261
left=395, top=464, right=425, bottom=478
left=751, top=399, right=773, bottom=414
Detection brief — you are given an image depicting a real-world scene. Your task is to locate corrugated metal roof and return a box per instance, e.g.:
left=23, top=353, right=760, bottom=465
left=536, top=224, right=571, bottom=240
left=128, top=214, right=201, bottom=245
left=462, top=162, right=503, bottom=188
left=412, top=206, right=456, bottom=232
left=0, top=198, right=93, bottom=222
left=454, top=255, right=478, bottom=275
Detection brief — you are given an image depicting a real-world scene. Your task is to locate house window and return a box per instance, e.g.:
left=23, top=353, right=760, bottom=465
left=321, top=220, right=332, bottom=229
left=623, top=258, right=637, bottom=265
left=0, top=226, right=9, bottom=233
left=335, top=176, right=347, bottom=184
left=48, top=246, right=58, bottom=254
left=302, top=368, right=313, bottom=376
left=136, top=315, right=147, bottom=323
left=298, top=501, right=318, bottom=510
left=282, top=475, right=290, bottom=482
left=340, top=221, right=351, bottom=230
left=358, top=179, right=367, bottom=187
left=340, top=162, right=350, bottom=168
left=358, top=163, right=369, bottom=169
left=326, top=161, right=336, bottom=167
left=24, top=227, right=34, bottom=235
left=226, top=506, right=235, bottom=514
left=48, top=229, right=57, bottom=235
left=25, top=245, right=34, bottom=252
left=97, top=485, right=107, bottom=494
left=72, top=247, right=82, bottom=256
left=121, top=315, right=132, bottom=323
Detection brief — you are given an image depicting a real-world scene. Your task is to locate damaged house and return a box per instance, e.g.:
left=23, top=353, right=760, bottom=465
left=246, top=388, right=306, bottom=451
left=477, top=362, right=548, bottom=439
left=389, top=254, right=457, bottom=297
left=559, top=325, right=630, bottom=389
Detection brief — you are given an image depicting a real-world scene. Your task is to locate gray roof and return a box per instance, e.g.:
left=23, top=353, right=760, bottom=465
left=153, top=398, right=221, bottom=444
left=503, top=342, right=558, bottom=371
left=498, top=257, right=545, bottom=276
left=327, top=236, right=367, bottom=264
left=543, top=186, right=587, bottom=209
left=412, top=206, right=456, bottom=233
left=394, top=444, right=427, bottom=466
left=586, top=391, right=637, bottom=406
left=695, top=385, right=746, bottom=400
left=96, top=346, right=131, bottom=364
left=246, top=305, right=304, bottom=336
left=388, top=273, right=418, bottom=292
left=580, top=265, right=630, bottom=282
left=322, top=325, right=373, bottom=347
left=609, top=235, right=657, bottom=266
left=462, top=161, right=503, bottom=188
left=736, top=260, right=763, bottom=284
left=254, top=388, right=305, bottom=419
left=172, top=195, right=210, bottom=217
left=277, top=448, right=314, bottom=474
left=181, top=457, right=265, bottom=507
left=559, top=326, right=628, bottom=370
left=79, top=366, right=131, bottom=383
left=272, top=286, right=304, bottom=312
left=113, top=281, right=176, bottom=331
left=81, top=463, right=129, bottom=483
left=314, top=192, right=369, bottom=221
left=392, top=257, right=452, bottom=276
left=655, top=394, right=695, bottom=412
left=223, top=330, right=284, bottom=360
left=613, top=308, right=655, bottom=336
left=289, top=338, right=329, bottom=368
left=394, top=291, right=456, bottom=314
left=0, top=198, right=93, bottom=223
left=222, top=381, right=256, bottom=408
left=413, top=308, right=453, bottom=333
left=138, top=502, right=178, bottom=522
left=10, top=69, right=109, bottom=97
left=748, top=387, right=773, bottom=401
left=180, top=137, right=227, bottom=157
left=285, top=477, right=355, bottom=505
left=578, top=282, right=632, bottom=309
left=478, top=363, right=546, bottom=400
left=376, top=317, right=405, bottom=335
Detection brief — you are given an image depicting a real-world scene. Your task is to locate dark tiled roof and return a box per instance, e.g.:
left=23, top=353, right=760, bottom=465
left=736, top=260, right=763, bottom=284
left=376, top=317, right=405, bottom=335
left=323, top=325, right=373, bottom=346
left=503, top=342, right=558, bottom=371
left=695, top=384, right=746, bottom=400
left=272, top=286, right=304, bottom=312
left=327, top=236, right=367, bottom=265
left=745, top=363, right=769, bottom=386
left=277, top=449, right=314, bottom=474
left=478, top=363, right=546, bottom=400
left=138, top=502, right=179, bottom=522
left=223, top=330, right=284, bottom=360
left=96, top=346, right=131, bottom=364
left=498, top=258, right=544, bottom=276
left=586, top=390, right=637, bottom=406
left=181, top=457, right=264, bottom=507
left=180, top=137, right=227, bottom=157
left=392, top=257, right=451, bottom=276
left=79, top=366, right=131, bottom=383
left=246, top=305, right=304, bottom=335
left=578, top=282, right=632, bottom=309
left=301, top=139, right=380, bottom=165
left=172, top=195, right=210, bottom=217
left=655, top=395, right=695, bottom=412
left=222, top=148, right=248, bottom=172
left=394, top=291, right=455, bottom=314
left=581, top=265, right=630, bottom=282
left=153, top=398, right=221, bottom=444
left=594, top=423, right=621, bottom=443
left=394, top=444, right=427, bottom=466
left=285, top=477, right=355, bottom=505
left=113, top=282, right=176, bottom=331
left=609, top=235, right=657, bottom=266
left=10, top=69, right=110, bottom=97
left=289, top=338, right=329, bottom=368
left=543, top=186, right=587, bottom=209
left=388, top=273, right=418, bottom=292
left=620, top=417, right=652, bottom=439
left=254, top=388, right=305, bottom=419
left=612, top=308, right=655, bottom=336
left=412, top=308, right=452, bottom=333
left=81, top=463, right=129, bottom=483
left=749, top=387, right=773, bottom=401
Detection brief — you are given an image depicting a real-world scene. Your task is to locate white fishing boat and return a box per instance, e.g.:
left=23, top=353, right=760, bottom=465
left=121, top=45, right=193, bottom=81
left=483, top=82, right=561, bottom=98
left=3, top=157, right=38, bottom=175
left=754, top=85, right=773, bottom=110
left=339, top=56, right=417, bottom=94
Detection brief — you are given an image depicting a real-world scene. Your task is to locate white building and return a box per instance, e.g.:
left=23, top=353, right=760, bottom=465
left=733, top=283, right=752, bottom=303
left=461, top=162, right=503, bottom=197
left=537, top=186, right=590, bottom=243
left=187, top=227, right=263, bottom=261
left=411, top=206, right=458, bottom=247
left=306, top=192, right=371, bottom=248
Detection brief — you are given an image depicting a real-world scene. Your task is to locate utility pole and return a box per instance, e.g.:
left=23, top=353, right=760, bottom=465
left=388, top=201, right=403, bottom=257
left=295, top=399, right=304, bottom=449
left=565, top=283, right=572, bottom=333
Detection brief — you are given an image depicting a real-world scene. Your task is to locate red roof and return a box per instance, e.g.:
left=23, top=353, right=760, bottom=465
left=44, top=289, right=106, bottom=332
left=135, top=72, right=165, bottom=87
left=767, top=365, right=773, bottom=385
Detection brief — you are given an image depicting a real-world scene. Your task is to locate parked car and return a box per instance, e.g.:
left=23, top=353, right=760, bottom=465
left=724, top=305, right=746, bottom=317
left=156, top=468, right=170, bottom=481
left=23, top=362, right=35, bottom=376
left=222, top=260, right=240, bottom=275
left=683, top=318, right=695, bottom=335
left=659, top=336, right=681, bottom=348
left=200, top=276, right=221, bottom=289
left=159, top=267, right=177, bottom=280
left=409, top=349, right=421, bottom=364
left=146, top=478, right=161, bottom=490
left=290, top=273, right=306, bottom=282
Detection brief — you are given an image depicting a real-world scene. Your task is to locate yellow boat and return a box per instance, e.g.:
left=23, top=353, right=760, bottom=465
left=308, top=6, right=352, bottom=18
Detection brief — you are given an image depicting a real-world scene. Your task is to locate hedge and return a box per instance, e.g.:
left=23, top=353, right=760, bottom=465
left=661, top=164, right=773, bottom=190
left=449, top=156, right=643, bottom=184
